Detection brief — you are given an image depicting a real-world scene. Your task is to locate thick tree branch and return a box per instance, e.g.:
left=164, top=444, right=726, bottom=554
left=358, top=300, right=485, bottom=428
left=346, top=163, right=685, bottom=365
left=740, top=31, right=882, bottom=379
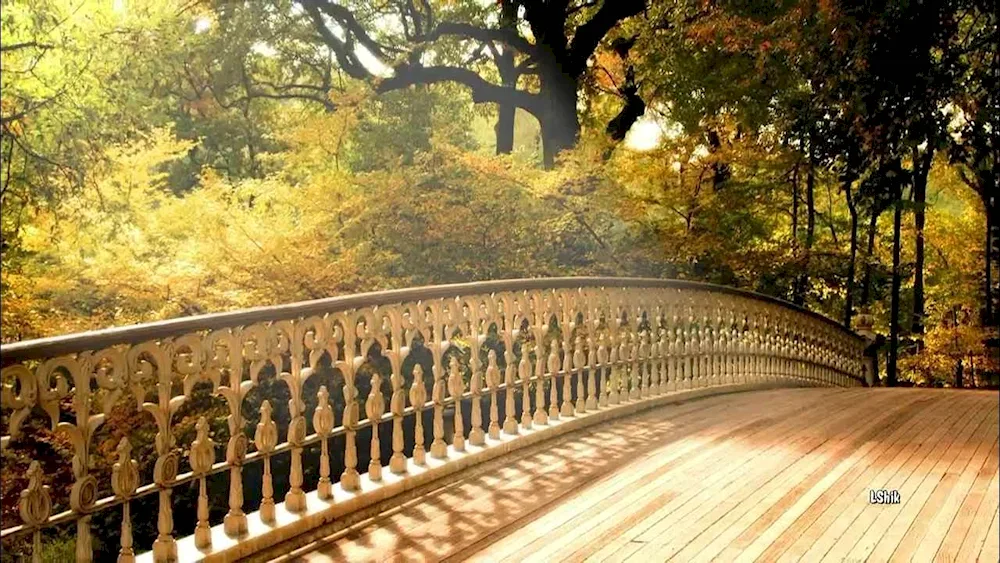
left=299, top=1, right=386, bottom=80
left=428, top=22, right=537, bottom=55
left=300, top=0, right=390, bottom=61
left=567, top=0, right=645, bottom=76
left=376, top=64, right=542, bottom=115
left=302, top=7, right=370, bottom=79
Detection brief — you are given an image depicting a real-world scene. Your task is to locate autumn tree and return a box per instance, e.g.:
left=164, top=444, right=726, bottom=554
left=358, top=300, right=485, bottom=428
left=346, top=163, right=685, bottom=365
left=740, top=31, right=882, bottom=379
left=296, top=0, right=648, bottom=167
left=948, top=0, right=999, bottom=327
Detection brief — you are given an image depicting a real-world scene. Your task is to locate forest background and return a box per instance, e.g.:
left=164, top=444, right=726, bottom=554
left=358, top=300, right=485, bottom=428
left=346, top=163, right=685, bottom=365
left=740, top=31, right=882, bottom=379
left=1, top=0, right=997, bottom=557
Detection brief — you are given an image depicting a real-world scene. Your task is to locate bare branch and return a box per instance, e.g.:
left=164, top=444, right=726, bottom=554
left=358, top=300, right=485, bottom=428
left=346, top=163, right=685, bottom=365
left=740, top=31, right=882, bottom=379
left=0, top=42, right=54, bottom=53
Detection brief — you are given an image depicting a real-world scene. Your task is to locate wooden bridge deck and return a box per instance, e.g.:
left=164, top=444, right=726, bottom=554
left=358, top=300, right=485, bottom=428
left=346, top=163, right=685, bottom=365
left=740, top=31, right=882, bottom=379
left=271, top=388, right=999, bottom=563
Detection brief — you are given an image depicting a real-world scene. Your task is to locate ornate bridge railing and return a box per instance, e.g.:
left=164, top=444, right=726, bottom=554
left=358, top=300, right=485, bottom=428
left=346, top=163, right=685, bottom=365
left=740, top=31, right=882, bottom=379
left=0, top=278, right=865, bottom=562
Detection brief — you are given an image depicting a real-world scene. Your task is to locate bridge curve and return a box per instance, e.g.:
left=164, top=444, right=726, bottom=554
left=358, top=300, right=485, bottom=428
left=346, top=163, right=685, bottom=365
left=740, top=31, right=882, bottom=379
left=1, top=278, right=869, bottom=562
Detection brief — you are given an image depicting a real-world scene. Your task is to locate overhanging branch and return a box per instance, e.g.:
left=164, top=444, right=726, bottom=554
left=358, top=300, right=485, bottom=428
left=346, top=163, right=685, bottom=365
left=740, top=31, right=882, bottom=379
left=302, top=5, right=371, bottom=80
left=376, top=64, right=542, bottom=115
left=428, top=22, right=538, bottom=55
left=300, top=0, right=390, bottom=61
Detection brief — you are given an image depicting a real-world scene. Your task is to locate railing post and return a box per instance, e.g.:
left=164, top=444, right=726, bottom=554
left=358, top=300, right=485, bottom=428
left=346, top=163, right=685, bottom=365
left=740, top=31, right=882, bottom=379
left=574, top=336, right=587, bottom=414
left=547, top=339, right=561, bottom=420
left=585, top=337, right=598, bottom=410
left=448, top=356, right=466, bottom=452
left=189, top=418, right=214, bottom=550
left=254, top=401, right=278, bottom=525
left=20, top=461, right=51, bottom=563
left=112, top=438, right=139, bottom=563
left=314, top=386, right=335, bottom=498
left=486, top=350, right=502, bottom=440
left=501, top=294, right=520, bottom=435
left=366, top=371, right=385, bottom=481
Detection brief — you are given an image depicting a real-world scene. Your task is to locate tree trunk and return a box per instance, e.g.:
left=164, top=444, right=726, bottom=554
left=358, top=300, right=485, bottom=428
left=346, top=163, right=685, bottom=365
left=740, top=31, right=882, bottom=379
left=496, top=103, right=515, bottom=155
left=539, top=71, right=580, bottom=169
left=792, top=164, right=799, bottom=253
left=794, top=134, right=816, bottom=306
left=985, top=197, right=997, bottom=326
left=494, top=45, right=516, bottom=155
left=888, top=195, right=903, bottom=387
left=861, top=210, right=880, bottom=308
left=706, top=129, right=729, bottom=190
left=844, top=180, right=859, bottom=328
left=911, top=148, right=932, bottom=338
left=495, top=0, right=517, bottom=155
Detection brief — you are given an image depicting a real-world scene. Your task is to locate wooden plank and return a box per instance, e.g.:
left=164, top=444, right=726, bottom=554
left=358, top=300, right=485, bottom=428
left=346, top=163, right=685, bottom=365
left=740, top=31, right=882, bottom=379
left=696, top=390, right=961, bottom=563
left=432, top=390, right=815, bottom=561
left=462, top=389, right=846, bottom=562
left=613, top=390, right=914, bottom=562
left=766, top=391, right=975, bottom=563
left=952, top=470, right=1000, bottom=563
left=578, top=390, right=898, bottom=562
left=918, top=434, right=1000, bottom=562
left=830, top=397, right=995, bottom=562
left=979, top=510, right=1000, bottom=563
left=887, top=400, right=1000, bottom=562
left=287, top=389, right=994, bottom=563
left=318, top=389, right=807, bottom=562
left=535, top=389, right=881, bottom=562
left=737, top=396, right=984, bottom=562
left=685, top=390, right=939, bottom=563
left=795, top=392, right=989, bottom=562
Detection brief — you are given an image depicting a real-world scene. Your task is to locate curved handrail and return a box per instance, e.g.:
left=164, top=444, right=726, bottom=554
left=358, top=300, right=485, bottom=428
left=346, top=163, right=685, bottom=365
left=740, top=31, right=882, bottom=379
left=1, top=277, right=860, bottom=361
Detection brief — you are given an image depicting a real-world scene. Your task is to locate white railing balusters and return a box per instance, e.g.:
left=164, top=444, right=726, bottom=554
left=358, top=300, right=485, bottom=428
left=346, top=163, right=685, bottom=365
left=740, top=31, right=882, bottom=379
left=585, top=337, right=598, bottom=410
left=574, top=335, right=587, bottom=413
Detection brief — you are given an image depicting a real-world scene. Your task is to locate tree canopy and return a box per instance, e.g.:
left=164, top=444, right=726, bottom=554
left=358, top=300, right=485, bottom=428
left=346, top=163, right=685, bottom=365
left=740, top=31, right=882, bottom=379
left=2, top=0, right=996, bottom=376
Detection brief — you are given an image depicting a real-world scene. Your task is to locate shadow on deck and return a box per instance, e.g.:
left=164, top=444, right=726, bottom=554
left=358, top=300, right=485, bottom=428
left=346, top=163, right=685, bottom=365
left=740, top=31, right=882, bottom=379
left=262, top=388, right=999, bottom=563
